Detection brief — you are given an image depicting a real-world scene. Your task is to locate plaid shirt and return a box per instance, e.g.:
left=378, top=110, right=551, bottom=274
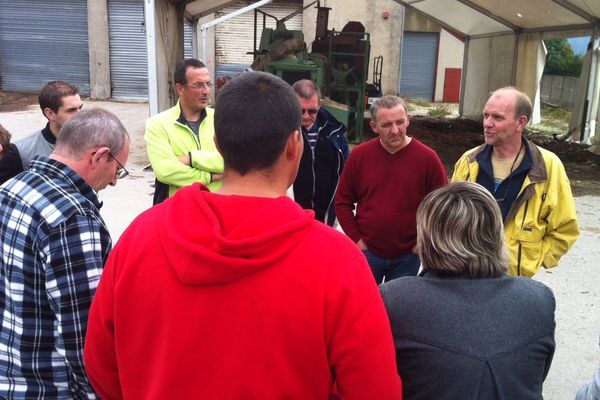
left=0, top=157, right=111, bottom=399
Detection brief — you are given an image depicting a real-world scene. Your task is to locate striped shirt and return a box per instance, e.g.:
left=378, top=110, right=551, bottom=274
left=0, top=157, right=111, bottom=399
left=304, top=124, right=320, bottom=150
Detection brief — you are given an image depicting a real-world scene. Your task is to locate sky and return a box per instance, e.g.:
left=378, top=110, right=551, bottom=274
left=568, top=36, right=590, bottom=55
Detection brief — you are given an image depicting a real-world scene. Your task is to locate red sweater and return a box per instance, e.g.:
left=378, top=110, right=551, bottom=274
left=84, top=184, right=401, bottom=399
left=335, top=138, right=447, bottom=258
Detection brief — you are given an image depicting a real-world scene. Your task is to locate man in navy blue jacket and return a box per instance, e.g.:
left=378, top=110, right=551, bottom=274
left=292, top=79, right=349, bottom=226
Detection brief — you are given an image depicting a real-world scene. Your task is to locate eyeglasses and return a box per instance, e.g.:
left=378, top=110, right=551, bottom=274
left=184, top=81, right=212, bottom=90
left=108, top=152, right=129, bottom=179
left=302, top=108, right=318, bottom=116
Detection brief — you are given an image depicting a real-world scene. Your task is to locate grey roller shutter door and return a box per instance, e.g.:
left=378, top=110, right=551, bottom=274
left=399, top=32, right=439, bottom=101
left=215, top=1, right=303, bottom=79
left=108, top=0, right=148, bottom=100
left=0, top=0, right=90, bottom=95
left=184, top=22, right=193, bottom=59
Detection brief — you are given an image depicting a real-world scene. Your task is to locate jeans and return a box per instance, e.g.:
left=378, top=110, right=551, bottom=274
left=362, top=249, right=420, bottom=284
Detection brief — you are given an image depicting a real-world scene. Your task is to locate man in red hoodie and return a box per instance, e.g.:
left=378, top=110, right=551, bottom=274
left=84, top=71, right=402, bottom=399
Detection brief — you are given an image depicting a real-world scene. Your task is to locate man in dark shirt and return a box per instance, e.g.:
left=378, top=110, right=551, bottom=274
left=291, top=79, right=349, bottom=226
left=0, top=81, right=83, bottom=184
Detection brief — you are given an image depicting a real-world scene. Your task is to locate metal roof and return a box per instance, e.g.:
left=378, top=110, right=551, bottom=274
left=183, top=0, right=599, bottom=36
left=394, top=0, right=600, bottom=37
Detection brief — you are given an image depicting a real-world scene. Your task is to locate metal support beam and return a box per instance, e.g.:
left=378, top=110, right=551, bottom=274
left=458, top=36, right=469, bottom=117
left=145, top=0, right=159, bottom=116
left=583, top=32, right=600, bottom=144
left=551, top=0, right=600, bottom=24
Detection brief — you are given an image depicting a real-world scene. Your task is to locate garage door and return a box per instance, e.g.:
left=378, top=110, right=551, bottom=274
left=399, top=32, right=439, bottom=101
left=0, top=0, right=90, bottom=95
left=108, top=0, right=148, bottom=100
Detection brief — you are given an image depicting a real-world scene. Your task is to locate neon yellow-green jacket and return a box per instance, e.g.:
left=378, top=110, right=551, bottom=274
left=145, top=103, right=224, bottom=198
left=452, top=140, right=579, bottom=277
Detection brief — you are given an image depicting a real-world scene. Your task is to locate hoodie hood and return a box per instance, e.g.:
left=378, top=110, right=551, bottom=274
left=160, top=184, right=314, bottom=285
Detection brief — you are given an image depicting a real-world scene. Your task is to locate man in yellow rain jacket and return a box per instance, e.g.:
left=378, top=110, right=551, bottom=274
left=452, top=87, right=579, bottom=277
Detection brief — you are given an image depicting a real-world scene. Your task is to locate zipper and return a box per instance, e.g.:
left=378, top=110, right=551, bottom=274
left=517, top=244, right=522, bottom=276
left=175, top=120, right=201, bottom=150
left=324, top=147, right=344, bottom=224
left=516, top=199, right=529, bottom=276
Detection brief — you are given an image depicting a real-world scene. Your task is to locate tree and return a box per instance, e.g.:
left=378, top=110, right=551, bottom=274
left=544, top=39, right=584, bottom=77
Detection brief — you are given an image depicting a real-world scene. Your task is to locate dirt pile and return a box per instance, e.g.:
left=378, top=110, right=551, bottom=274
left=406, top=116, right=600, bottom=196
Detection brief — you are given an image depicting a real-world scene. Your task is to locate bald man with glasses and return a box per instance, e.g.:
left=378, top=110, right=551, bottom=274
left=145, top=58, right=224, bottom=204
left=291, top=79, right=349, bottom=226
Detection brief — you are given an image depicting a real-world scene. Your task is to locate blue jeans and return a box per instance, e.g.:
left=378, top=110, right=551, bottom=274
left=362, top=249, right=420, bottom=284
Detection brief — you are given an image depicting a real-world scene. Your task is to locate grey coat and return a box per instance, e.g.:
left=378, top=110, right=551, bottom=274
left=380, top=271, right=555, bottom=400
left=576, top=334, right=600, bottom=400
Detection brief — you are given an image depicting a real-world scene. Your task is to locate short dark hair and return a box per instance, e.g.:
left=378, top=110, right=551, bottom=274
left=0, top=123, right=11, bottom=157
left=38, top=81, right=80, bottom=113
left=215, top=71, right=301, bottom=175
left=174, top=59, right=207, bottom=85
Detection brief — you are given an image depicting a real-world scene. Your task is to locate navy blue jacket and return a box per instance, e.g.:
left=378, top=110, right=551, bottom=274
left=293, top=108, right=349, bottom=226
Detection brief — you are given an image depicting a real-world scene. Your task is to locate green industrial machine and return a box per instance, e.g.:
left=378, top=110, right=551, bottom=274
left=251, top=3, right=372, bottom=141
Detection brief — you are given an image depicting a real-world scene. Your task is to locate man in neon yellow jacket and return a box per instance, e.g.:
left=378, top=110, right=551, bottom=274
left=145, top=59, right=224, bottom=204
left=452, top=87, right=579, bottom=277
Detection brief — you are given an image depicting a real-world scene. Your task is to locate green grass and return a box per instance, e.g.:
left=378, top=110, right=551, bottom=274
left=427, top=105, right=451, bottom=118
left=410, top=99, right=433, bottom=108
left=530, top=104, right=571, bottom=136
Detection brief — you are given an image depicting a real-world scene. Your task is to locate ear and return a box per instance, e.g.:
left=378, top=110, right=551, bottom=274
left=369, top=119, right=379, bottom=134
left=43, top=107, right=56, bottom=121
left=516, top=115, right=528, bottom=130
left=318, top=98, right=324, bottom=107
left=90, top=147, right=110, bottom=169
left=286, top=130, right=303, bottom=160
left=406, top=113, right=411, bottom=127
left=175, top=83, right=184, bottom=97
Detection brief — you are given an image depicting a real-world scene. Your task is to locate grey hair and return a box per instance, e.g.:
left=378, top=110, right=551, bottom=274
left=490, top=86, right=532, bottom=122
left=291, top=79, right=321, bottom=100
left=370, top=95, right=408, bottom=123
left=54, top=108, right=129, bottom=159
left=417, top=181, right=508, bottom=278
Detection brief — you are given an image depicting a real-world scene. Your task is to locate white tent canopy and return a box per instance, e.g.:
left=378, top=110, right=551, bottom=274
left=398, top=0, right=598, bottom=37
left=145, top=0, right=600, bottom=143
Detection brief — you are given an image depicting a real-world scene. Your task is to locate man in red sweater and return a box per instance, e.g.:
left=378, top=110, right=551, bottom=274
left=336, top=95, right=447, bottom=283
left=84, top=72, right=402, bottom=399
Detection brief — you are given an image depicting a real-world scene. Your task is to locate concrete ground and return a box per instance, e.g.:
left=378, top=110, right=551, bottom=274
left=1, top=100, right=599, bottom=399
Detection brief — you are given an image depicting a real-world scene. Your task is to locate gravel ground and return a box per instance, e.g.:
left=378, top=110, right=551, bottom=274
left=1, top=100, right=599, bottom=398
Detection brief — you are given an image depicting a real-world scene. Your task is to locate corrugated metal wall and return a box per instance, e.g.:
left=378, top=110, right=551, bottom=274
left=215, top=1, right=303, bottom=79
left=0, top=0, right=90, bottom=95
left=184, top=22, right=194, bottom=59
left=108, top=0, right=148, bottom=100
left=399, top=32, right=439, bottom=101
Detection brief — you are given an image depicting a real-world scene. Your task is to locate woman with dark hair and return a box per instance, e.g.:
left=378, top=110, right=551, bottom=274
left=381, top=181, right=556, bottom=399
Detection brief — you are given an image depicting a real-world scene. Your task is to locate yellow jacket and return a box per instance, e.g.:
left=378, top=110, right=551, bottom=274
left=145, top=103, right=224, bottom=198
left=452, top=139, right=579, bottom=277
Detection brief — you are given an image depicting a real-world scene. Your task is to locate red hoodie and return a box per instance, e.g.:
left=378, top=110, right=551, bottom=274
left=84, top=184, right=402, bottom=399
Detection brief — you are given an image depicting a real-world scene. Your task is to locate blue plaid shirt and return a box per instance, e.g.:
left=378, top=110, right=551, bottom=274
left=0, top=157, right=111, bottom=399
